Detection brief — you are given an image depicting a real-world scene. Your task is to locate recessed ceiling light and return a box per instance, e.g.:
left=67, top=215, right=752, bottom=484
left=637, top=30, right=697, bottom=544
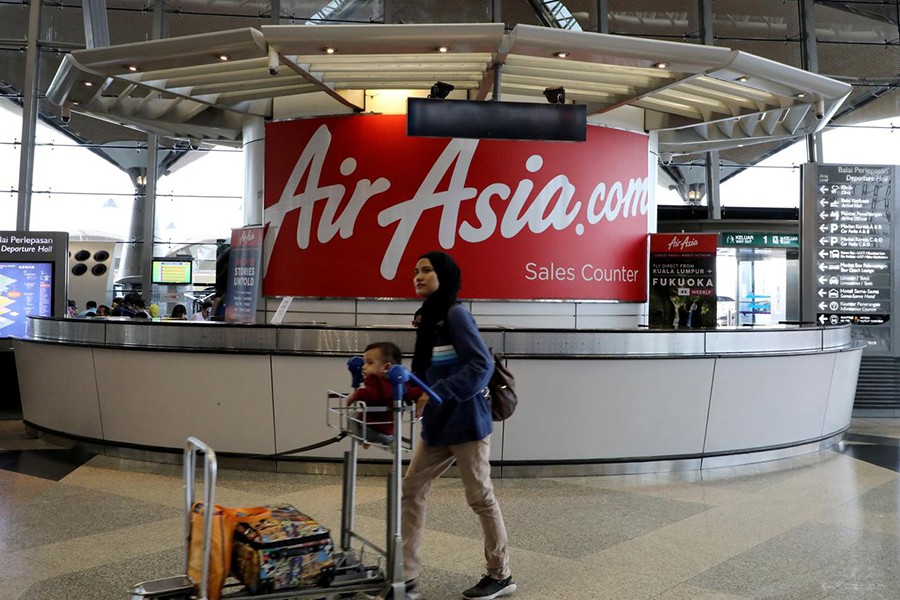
left=437, top=46, right=450, bottom=53
left=218, top=54, right=230, bottom=61
left=554, top=51, right=569, bottom=58
left=127, top=65, right=138, bottom=72
left=796, top=92, right=807, bottom=98
left=653, top=61, right=669, bottom=69
left=736, top=75, right=749, bottom=82
left=323, top=46, right=336, bottom=54
left=83, top=81, right=93, bottom=87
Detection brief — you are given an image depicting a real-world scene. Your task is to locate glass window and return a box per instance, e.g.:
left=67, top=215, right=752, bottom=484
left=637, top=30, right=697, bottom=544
left=28, top=118, right=134, bottom=236
left=156, top=147, right=244, bottom=245
left=0, top=100, right=21, bottom=229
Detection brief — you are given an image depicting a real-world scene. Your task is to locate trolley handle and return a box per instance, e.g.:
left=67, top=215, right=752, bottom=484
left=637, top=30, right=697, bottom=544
left=387, top=364, right=443, bottom=405
left=184, top=436, right=218, bottom=600
left=347, top=356, right=364, bottom=389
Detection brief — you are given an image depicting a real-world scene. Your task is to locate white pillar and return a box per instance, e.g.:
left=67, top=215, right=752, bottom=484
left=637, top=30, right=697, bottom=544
left=243, top=116, right=265, bottom=226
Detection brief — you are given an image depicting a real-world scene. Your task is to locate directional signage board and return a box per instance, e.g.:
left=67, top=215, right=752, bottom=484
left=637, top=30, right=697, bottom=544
left=802, top=164, right=896, bottom=354
left=721, top=232, right=799, bottom=248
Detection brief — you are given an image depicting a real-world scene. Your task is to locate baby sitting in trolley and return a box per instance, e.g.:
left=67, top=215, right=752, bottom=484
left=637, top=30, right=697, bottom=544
left=346, top=341, right=423, bottom=448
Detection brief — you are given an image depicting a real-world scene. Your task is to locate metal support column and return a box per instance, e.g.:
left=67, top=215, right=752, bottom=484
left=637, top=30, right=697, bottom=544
left=81, top=0, right=110, bottom=48
left=15, top=0, right=42, bottom=231
left=596, top=0, right=608, bottom=33
left=799, top=0, right=823, bottom=163
left=698, top=0, right=721, bottom=219
left=137, top=0, right=165, bottom=297
left=270, top=0, right=280, bottom=23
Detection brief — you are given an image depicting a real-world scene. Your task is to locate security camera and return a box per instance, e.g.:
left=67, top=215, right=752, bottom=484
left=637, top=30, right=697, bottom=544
left=189, top=139, right=201, bottom=150
left=660, top=153, right=674, bottom=165
left=61, top=106, right=71, bottom=123
left=267, top=46, right=279, bottom=77
left=814, top=100, right=825, bottom=120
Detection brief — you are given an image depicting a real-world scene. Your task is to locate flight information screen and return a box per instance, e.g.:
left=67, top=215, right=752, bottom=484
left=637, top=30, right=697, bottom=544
left=0, top=262, right=53, bottom=338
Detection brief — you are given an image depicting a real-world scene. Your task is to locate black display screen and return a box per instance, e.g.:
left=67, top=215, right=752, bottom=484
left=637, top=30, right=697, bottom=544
left=407, top=98, right=587, bottom=142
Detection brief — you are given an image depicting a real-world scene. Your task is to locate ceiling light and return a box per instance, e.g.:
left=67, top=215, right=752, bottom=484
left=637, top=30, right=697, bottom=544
left=428, top=81, right=455, bottom=99
left=437, top=46, right=450, bottom=53
left=127, top=65, right=138, bottom=72
left=554, top=51, right=569, bottom=58
left=83, top=81, right=93, bottom=87
left=736, top=75, right=749, bottom=82
left=218, top=54, right=230, bottom=61
left=543, top=86, right=566, bottom=104
left=796, top=92, right=807, bottom=98
left=323, top=47, right=336, bottom=54
left=653, top=62, right=669, bottom=69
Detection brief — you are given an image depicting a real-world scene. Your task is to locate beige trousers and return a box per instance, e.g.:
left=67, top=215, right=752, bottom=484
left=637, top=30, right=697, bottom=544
left=401, top=435, right=510, bottom=581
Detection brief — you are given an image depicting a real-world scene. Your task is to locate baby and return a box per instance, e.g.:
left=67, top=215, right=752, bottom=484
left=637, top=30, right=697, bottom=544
left=346, top=341, right=422, bottom=447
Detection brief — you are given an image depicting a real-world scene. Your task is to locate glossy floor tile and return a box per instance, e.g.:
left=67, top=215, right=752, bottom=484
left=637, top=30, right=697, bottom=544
left=1, top=419, right=899, bottom=600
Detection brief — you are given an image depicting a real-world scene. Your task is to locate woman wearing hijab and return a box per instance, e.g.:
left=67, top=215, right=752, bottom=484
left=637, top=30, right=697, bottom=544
left=402, top=251, right=515, bottom=600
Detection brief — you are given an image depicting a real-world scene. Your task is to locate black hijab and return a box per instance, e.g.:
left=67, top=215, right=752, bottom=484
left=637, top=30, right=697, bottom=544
left=412, top=251, right=461, bottom=377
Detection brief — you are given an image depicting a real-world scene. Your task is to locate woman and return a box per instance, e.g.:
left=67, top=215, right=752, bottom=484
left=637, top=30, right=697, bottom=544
left=402, top=251, right=515, bottom=600
left=170, top=304, right=188, bottom=320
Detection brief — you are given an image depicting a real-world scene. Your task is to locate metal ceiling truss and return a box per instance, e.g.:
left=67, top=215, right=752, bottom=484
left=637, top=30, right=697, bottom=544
left=526, top=0, right=584, bottom=31
left=46, top=23, right=851, bottom=156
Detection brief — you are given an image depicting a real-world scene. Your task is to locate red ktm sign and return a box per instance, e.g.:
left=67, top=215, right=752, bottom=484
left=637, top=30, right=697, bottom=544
left=263, top=114, right=649, bottom=300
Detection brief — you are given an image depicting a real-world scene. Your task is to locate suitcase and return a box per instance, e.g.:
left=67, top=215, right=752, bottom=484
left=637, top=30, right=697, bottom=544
left=231, top=504, right=335, bottom=594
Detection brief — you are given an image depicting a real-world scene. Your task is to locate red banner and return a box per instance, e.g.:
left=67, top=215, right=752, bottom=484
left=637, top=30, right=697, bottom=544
left=263, top=114, right=649, bottom=300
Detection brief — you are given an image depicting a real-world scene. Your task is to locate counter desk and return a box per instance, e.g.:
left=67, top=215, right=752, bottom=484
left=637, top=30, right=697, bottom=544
left=14, top=317, right=862, bottom=476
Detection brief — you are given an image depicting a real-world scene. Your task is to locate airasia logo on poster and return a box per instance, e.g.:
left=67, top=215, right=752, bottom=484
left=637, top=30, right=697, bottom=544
left=263, top=114, right=649, bottom=300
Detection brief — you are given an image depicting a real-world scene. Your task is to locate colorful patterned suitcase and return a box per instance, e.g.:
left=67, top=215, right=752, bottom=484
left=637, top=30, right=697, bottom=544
left=231, top=504, right=335, bottom=594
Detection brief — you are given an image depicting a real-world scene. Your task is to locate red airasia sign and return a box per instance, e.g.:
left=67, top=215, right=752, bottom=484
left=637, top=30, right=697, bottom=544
left=263, top=114, right=649, bottom=300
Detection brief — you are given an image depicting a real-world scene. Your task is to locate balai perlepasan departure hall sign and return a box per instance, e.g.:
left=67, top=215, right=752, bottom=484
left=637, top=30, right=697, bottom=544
left=803, top=164, right=896, bottom=354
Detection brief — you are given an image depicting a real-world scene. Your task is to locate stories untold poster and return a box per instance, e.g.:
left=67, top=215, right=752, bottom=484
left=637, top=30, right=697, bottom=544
left=648, top=233, right=718, bottom=329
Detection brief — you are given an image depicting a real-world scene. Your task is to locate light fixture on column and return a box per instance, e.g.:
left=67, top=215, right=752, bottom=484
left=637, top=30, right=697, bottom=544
left=428, top=81, right=455, bottom=99
left=686, top=183, right=706, bottom=204
left=543, top=86, right=566, bottom=104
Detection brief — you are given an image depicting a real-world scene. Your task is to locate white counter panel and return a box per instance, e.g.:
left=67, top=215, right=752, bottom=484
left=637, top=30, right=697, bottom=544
left=704, top=353, right=834, bottom=453
left=94, top=349, right=276, bottom=454
left=502, top=358, right=715, bottom=460
left=823, top=350, right=862, bottom=435
left=16, top=343, right=103, bottom=439
left=272, top=355, right=355, bottom=459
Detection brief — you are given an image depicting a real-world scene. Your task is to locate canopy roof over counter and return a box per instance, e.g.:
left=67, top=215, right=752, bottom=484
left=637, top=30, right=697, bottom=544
left=47, top=23, right=851, bottom=156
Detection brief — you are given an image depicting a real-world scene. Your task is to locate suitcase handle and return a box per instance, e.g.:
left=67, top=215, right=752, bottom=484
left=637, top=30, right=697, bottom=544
left=184, top=437, right=218, bottom=600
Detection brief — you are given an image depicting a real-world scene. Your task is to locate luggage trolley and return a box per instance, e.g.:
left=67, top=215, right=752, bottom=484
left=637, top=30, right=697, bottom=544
left=129, top=360, right=440, bottom=600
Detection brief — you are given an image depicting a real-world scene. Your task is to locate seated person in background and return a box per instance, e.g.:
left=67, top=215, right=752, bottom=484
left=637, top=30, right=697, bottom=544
left=66, top=299, right=77, bottom=317
left=345, top=342, right=422, bottom=448
left=77, top=300, right=98, bottom=318
left=209, top=294, right=226, bottom=322
left=190, top=300, right=213, bottom=321
left=111, top=292, right=150, bottom=318
left=147, top=303, right=160, bottom=318
left=96, top=304, right=110, bottom=317
left=170, top=304, right=188, bottom=320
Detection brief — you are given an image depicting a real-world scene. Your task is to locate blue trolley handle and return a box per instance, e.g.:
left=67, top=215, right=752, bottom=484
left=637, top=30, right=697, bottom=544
left=387, top=364, right=442, bottom=405
left=347, top=356, right=364, bottom=389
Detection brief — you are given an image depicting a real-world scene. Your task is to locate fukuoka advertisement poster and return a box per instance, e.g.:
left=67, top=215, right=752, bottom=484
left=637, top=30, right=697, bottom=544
left=262, top=114, right=650, bottom=301
left=648, top=233, right=718, bottom=329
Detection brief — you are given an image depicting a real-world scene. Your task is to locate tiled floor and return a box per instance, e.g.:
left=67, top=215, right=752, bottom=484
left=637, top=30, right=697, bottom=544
left=1, top=418, right=899, bottom=600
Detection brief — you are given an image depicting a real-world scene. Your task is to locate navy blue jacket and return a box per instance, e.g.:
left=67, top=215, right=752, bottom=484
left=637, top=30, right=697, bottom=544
left=421, top=304, right=493, bottom=446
